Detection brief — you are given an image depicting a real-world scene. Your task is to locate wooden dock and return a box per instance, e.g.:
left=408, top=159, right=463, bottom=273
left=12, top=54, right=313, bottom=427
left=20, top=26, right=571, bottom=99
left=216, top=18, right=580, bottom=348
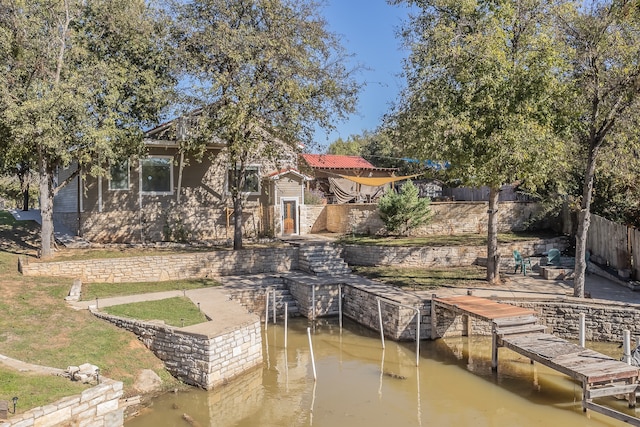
left=432, top=295, right=640, bottom=426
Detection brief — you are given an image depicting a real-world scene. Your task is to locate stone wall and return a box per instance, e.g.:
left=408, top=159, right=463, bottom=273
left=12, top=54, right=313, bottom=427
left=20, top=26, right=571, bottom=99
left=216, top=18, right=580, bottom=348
left=342, top=285, right=430, bottom=341
left=503, top=299, right=640, bottom=343
left=343, top=237, right=569, bottom=268
left=92, top=311, right=262, bottom=390
left=430, top=297, right=640, bottom=343
left=0, top=380, right=123, bottom=427
left=19, top=247, right=298, bottom=283
left=300, top=205, right=327, bottom=235
left=317, top=201, right=544, bottom=235
left=286, top=278, right=341, bottom=318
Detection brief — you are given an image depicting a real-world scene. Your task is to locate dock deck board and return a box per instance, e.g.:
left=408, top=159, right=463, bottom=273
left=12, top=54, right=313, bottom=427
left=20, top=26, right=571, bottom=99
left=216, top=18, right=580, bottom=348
left=432, top=294, right=640, bottom=424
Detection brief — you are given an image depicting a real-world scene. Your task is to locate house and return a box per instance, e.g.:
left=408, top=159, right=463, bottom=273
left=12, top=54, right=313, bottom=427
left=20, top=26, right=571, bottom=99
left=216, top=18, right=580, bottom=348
left=53, top=119, right=311, bottom=243
left=299, top=154, right=398, bottom=204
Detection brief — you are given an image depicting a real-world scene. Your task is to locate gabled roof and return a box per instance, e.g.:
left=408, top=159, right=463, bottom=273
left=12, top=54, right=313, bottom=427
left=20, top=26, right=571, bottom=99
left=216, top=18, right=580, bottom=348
left=301, top=154, right=377, bottom=169
left=267, top=168, right=312, bottom=181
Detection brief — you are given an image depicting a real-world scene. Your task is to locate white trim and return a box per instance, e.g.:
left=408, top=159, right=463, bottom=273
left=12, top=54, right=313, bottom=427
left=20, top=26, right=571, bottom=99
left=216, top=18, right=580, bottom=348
left=280, top=197, right=299, bottom=236
left=140, top=155, right=174, bottom=196
left=79, top=174, right=84, bottom=213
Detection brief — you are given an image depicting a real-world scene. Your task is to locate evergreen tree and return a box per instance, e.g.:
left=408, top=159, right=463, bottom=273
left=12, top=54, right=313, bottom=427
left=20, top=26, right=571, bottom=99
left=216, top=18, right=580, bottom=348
left=378, top=180, right=431, bottom=236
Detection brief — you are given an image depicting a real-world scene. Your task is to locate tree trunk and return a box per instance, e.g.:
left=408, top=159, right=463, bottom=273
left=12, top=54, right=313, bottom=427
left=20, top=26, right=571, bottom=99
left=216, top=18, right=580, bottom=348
left=486, top=186, right=501, bottom=284
left=22, top=185, right=30, bottom=211
left=233, top=194, right=243, bottom=250
left=38, top=156, right=54, bottom=259
left=574, top=146, right=599, bottom=298
left=18, top=168, right=31, bottom=211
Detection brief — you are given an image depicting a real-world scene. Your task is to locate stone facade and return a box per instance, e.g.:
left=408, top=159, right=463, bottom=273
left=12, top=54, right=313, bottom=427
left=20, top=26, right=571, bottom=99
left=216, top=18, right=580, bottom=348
left=343, top=237, right=569, bottom=268
left=0, top=380, right=123, bottom=427
left=309, top=201, right=544, bottom=235
left=503, top=299, right=640, bottom=343
left=19, top=247, right=298, bottom=283
left=429, top=297, right=640, bottom=343
left=286, top=278, right=341, bottom=319
left=300, top=205, right=326, bottom=234
left=92, top=311, right=262, bottom=390
left=342, top=285, right=430, bottom=341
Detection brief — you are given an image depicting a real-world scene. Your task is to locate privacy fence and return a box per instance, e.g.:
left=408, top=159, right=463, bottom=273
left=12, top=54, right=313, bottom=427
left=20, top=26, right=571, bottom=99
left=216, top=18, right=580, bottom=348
left=587, top=214, right=640, bottom=279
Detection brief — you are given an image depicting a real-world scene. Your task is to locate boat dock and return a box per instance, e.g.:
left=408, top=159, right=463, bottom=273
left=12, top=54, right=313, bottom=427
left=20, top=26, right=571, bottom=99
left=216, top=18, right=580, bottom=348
left=432, top=295, right=640, bottom=426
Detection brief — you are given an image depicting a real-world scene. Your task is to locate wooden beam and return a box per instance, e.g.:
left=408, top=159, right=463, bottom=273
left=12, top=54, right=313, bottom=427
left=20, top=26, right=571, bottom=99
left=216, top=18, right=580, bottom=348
left=585, top=383, right=639, bottom=399
left=583, top=401, right=640, bottom=426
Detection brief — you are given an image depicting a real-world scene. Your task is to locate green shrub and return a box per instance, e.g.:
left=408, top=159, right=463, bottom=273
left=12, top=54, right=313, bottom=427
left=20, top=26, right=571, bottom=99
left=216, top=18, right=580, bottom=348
left=378, top=180, right=432, bottom=236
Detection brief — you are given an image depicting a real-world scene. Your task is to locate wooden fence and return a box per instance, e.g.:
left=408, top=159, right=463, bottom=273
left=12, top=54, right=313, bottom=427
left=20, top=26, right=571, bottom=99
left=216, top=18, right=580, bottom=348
left=587, top=214, right=635, bottom=276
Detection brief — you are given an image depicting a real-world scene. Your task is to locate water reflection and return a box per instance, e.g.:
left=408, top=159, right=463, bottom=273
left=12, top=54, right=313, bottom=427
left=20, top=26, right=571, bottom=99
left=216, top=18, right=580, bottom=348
left=126, top=318, right=634, bottom=427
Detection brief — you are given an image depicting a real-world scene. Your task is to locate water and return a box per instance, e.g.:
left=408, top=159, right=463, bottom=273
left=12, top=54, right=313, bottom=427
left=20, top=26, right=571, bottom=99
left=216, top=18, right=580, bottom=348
left=126, top=318, right=635, bottom=427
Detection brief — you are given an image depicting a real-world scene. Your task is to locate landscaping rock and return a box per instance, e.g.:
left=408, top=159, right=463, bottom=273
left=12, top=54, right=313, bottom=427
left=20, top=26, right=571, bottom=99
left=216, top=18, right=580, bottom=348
left=133, top=369, right=162, bottom=394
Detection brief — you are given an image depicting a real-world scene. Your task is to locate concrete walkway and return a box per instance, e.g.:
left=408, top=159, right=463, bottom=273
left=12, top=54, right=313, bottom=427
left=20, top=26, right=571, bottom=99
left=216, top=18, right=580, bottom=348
left=69, top=287, right=258, bottom=338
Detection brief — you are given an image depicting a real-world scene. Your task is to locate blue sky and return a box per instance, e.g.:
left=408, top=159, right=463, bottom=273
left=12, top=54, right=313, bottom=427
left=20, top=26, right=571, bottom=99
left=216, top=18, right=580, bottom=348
left=314, top=0, right=413, bottom=151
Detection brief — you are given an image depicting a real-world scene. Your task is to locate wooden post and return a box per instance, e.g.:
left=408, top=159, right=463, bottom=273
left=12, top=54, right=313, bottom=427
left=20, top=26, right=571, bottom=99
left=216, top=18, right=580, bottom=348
left=464, top=314, right=472, bottom=337
left=430, top=294, right=438, bottom=339
left=628, top=376, right=637, bottom=408
left=284, top=302, right=288, bottom=349
left=272, top=290, right=276, bottom=324
left=338, top=285, right=343, bottom=330
left=377, top=298, right=385, bottom=349
left=264, top=289, right=269, bottom=331
left=623, top=330, right=631, bottom=365
left=579, top=313, right=586, bottom=348
left=491, top=322, right=498, bottom=372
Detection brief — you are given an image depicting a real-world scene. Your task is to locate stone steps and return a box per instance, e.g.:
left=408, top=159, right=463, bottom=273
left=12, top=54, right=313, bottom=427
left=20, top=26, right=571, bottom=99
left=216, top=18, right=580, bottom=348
left=297, top=243, right=351, bottom=276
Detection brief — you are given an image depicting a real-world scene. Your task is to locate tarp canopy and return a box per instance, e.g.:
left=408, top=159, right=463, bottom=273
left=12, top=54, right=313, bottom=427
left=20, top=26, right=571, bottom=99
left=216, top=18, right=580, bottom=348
left=337, top=173, right=424, bottom=187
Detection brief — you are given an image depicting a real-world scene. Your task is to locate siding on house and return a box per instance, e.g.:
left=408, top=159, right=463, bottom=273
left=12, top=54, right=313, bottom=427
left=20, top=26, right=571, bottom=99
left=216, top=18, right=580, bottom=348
left=58, top=146, right=302, bottom=243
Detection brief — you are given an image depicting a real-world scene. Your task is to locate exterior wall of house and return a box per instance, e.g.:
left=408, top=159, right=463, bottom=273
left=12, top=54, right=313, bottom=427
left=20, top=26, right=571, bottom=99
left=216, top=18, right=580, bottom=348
left=61, top=147, right=299, bottom=243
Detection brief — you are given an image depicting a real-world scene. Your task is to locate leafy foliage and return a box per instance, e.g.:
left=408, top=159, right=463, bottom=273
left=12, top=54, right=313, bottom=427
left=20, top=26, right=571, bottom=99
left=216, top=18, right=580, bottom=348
left=557, top=0, right=640, bottom=297
left=378, top=180, right=431, bottom=236
left=390, top=0, right=571, bottom=282
left=173, top=0, right=359, bottom=249
left=0, top=0, right=175, bottom=257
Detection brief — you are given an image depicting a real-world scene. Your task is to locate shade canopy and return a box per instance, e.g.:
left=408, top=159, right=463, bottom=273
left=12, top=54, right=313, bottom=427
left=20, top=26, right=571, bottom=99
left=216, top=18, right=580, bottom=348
left=337, top=173, right=424, bottom=187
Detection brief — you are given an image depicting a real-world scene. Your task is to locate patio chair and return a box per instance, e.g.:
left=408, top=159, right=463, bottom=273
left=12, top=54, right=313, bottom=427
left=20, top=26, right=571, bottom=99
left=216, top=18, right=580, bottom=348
left=513, top=250, right=532, bottom=276
left=547, top=248, right=561, bottom=267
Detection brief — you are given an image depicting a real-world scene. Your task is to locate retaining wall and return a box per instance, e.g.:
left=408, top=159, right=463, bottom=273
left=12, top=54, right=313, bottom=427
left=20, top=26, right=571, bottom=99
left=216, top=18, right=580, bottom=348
left=342, top=286, right=430, bottom=341
left=431, top=297, right=640, bottom=343
left=19, top=247, right=298, bottom=283
left=318, top=201, right=543, bottom=235
left=92, top=311, right=262, bottom=390
left=343, top=237, right=569, bottom=268
left=286, top=278, right=341, bottom=319
left=0, top=380, right=123, bottom=427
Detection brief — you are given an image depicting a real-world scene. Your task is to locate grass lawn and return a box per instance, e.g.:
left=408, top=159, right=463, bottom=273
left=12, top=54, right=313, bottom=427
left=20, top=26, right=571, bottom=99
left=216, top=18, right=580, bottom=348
left=339, top=231, right=556, bottom=247
left=0, top=211, right=185, bottom=413
left=353, top=265, right=488, bottom=290
left=103, top=297, right=208, bottom=327
left=0, top=366, right=88, bottom=415
left=80, top=278, right=220, bottom=300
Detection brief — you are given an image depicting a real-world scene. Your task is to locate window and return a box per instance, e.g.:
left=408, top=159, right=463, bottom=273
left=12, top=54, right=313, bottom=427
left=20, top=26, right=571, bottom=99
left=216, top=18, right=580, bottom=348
left=227, top=166, right=260, bottom=195
left=109, top=160, right=129, bottom=190
left=141, top=156, right=173, bottom=195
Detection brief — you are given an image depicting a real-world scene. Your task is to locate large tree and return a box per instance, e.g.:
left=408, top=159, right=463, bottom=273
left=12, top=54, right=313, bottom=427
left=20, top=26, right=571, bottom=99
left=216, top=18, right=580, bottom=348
left=174, top=0, right=359, bottom=249
left=0, top=0, right=174, bottom=258
left=390, top=0, right=569, bottom=283
left=560, top=1, right=640, bottom=297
